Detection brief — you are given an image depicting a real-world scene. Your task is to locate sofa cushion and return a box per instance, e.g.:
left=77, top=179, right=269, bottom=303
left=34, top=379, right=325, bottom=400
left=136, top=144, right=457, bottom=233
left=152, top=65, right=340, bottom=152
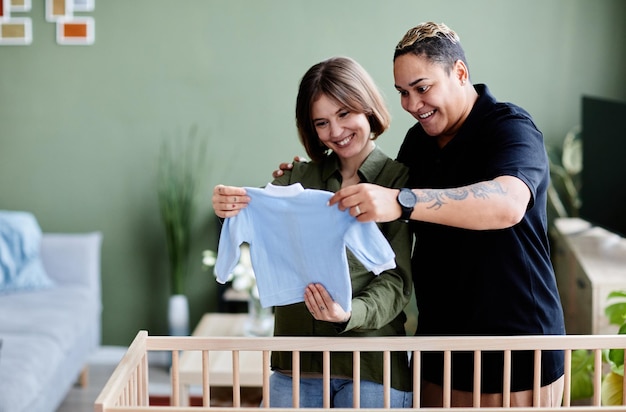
left=0, top=211, right=54, bottom=294
left=0, top=285, right=100, bottom=412
left=0, top=285, right=98, bottom=351
left=0, top=333, right=66, bottom=412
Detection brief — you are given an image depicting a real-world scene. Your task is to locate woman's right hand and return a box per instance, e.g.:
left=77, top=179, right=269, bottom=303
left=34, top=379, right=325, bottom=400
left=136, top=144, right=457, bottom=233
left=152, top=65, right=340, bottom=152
left=212, top=185, right=250, bottom=218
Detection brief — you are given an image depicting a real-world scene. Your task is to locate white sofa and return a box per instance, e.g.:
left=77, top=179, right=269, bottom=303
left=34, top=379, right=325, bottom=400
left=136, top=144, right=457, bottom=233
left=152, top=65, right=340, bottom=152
left=0, top=231, right=103, bottom=412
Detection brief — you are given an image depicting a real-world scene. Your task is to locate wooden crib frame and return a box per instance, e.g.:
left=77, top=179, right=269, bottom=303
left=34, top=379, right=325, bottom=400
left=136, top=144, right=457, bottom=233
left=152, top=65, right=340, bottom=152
left=95, top=331, right=626, bottom=411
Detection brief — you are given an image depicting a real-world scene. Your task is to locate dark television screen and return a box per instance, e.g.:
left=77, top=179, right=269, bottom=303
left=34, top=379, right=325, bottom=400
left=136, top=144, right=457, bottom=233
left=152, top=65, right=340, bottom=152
left=580, top=96, right=626, bottom=237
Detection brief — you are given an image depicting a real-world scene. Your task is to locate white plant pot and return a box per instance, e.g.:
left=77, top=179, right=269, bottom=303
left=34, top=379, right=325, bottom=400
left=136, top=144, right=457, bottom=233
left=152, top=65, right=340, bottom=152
left=168, top=294, right=189, bottom=336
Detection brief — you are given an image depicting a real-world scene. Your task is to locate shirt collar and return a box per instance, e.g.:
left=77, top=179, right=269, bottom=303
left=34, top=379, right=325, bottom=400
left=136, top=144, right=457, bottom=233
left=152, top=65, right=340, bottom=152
left=320, top=145, right=388, bottom=184
left=446, top=83, right=495, bottom=145
left=471, top=83, right=496, bottom=115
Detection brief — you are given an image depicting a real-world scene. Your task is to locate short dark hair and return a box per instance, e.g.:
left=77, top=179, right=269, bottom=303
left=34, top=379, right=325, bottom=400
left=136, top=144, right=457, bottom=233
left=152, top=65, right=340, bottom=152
left=394, top=22, right=469, bottom=75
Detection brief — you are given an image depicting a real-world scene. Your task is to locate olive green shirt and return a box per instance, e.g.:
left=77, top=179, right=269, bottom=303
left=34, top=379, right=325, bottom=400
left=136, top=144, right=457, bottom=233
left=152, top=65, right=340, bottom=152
left=270, top=146, right=413, bottom=391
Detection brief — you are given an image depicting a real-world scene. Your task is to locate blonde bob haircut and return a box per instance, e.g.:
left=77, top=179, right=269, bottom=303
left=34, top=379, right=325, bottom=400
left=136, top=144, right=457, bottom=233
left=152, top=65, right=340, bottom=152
left=295, top=56, right=391, bottom=163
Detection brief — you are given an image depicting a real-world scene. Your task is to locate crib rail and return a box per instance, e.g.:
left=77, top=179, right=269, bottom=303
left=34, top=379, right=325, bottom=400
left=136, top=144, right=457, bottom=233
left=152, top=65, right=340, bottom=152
left=95, top=331, right=626, bottom=411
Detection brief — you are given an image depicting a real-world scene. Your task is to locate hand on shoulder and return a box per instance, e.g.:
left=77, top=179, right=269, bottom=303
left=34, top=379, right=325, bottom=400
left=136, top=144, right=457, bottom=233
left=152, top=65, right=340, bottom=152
left=272, top=155, right=307, bottom=178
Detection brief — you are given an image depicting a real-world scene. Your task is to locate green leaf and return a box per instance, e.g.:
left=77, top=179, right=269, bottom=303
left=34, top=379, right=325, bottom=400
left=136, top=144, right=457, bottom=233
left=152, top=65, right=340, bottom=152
left=604, top=291, right=626, bottom=327
left=605, top=302, right=626, bottom=326
left=570, top=349, right=595, bottom=400
left=606, top=349, right=625, bottom=372
left=607, top=290, right=626, bottom=300
left=604, top=323, right=626, bottom=376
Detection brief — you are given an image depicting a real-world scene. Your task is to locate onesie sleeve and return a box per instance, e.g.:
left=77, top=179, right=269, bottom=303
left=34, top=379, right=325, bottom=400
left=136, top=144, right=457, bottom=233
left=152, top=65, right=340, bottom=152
left=214, top=211, right=248, bottom=284
left=343, top=219, right=396, bottom=275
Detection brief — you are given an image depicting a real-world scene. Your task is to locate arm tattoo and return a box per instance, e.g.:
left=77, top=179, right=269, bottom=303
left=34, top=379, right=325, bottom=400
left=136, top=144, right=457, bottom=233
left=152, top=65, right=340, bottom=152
left=416, top=181, right=507, bottom=210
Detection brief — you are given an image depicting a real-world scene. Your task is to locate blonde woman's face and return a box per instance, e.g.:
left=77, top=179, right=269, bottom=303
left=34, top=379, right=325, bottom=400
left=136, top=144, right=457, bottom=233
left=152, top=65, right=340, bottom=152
left=394, top=53, right=467, bottom=143
left=311, top=94, right=373, bottom=162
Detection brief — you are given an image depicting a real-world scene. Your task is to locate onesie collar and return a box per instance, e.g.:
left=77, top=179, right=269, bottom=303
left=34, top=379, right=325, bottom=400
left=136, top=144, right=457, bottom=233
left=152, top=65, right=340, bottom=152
left=264, top=182, right=305, bottom=196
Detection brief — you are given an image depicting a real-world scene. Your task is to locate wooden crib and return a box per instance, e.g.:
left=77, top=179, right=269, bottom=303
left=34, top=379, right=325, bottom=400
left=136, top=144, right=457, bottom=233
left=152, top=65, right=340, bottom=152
left=94, top=330, right=626, bottom=411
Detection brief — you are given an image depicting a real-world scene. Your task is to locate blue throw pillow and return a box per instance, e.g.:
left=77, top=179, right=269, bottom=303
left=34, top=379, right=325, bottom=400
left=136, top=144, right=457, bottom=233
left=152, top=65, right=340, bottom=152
left=0, top=210, right=54, bottom=294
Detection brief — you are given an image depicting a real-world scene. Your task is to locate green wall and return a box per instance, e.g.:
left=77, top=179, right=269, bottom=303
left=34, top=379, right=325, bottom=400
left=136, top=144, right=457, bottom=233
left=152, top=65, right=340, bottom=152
left=1, top=0, right=625, bottom=346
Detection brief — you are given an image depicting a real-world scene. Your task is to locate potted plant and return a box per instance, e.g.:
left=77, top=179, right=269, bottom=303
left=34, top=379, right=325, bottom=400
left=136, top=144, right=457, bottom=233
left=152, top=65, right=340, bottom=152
left=571, top=290, right=626, bottom=405
left=157, top=125, right=206, bottom=335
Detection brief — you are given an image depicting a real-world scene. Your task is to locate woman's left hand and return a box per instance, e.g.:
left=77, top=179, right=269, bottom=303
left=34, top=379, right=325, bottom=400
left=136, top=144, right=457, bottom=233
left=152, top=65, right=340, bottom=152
left=304, top=283, right=350, bottom=323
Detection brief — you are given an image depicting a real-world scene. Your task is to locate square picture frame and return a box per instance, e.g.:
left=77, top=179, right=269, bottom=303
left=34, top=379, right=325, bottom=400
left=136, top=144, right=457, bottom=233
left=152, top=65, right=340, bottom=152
left=46, top=0, right=72, bottom=22
left=56, top=16, right=94, bottom=45
left=0, top=17, right=32, bottom=45
left=9, top=0, right=31, bottom=13
left=72, top=0, right=94, bottom=12
left=2, top=0, right=33, bottom=19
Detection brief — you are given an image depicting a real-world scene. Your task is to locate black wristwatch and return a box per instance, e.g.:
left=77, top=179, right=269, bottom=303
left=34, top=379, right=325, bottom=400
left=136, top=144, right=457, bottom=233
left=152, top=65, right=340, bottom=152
left=397, top=188, right=417, bottom=222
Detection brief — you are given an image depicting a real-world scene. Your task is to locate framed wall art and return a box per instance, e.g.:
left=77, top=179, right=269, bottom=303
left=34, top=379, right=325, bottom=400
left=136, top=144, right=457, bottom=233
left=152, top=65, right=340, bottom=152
left=56, top=16, right=94, bottom=45
left=46, top=0, right=95, bottom=45
left=0, top=0, right=32, bottom=45
left=72, top=0, right=94, bottom=12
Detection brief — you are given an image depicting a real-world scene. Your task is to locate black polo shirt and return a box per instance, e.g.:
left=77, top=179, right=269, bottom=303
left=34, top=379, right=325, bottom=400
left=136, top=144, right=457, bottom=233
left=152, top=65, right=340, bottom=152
left=398, top=84, right=565, bottom=392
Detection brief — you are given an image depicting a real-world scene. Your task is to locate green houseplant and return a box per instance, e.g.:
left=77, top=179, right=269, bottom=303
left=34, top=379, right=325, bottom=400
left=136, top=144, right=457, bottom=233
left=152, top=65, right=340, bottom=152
left=571, top=290, right=626, bottom=405
left=157, top=125, right=206, bottom=335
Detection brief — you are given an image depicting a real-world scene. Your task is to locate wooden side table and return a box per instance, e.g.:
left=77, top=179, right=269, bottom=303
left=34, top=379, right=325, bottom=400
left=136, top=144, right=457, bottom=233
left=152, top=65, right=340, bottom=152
left=177, top=313, right=273, bottom=405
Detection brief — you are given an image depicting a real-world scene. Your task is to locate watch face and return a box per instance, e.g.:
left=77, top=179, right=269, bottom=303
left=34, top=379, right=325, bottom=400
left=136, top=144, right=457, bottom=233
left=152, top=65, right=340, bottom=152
left=399, top=189, right=416, bottom=207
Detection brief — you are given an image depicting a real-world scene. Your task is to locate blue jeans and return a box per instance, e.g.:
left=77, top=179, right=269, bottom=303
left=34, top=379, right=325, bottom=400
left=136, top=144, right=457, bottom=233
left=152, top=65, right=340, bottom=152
left=268, top=371, right=413, bottom=408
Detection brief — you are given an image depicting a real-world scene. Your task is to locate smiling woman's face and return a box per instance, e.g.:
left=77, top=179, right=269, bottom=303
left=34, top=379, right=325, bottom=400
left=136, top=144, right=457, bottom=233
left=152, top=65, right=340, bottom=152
left=311, top=93, right=373, bottom=162
left=394, top=53, right=469, bottom=145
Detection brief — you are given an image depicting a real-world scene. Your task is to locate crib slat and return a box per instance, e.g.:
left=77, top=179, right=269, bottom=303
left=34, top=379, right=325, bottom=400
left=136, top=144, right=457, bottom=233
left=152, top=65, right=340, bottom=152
left=593, top=349, right=602, bottom=406
left=533, top=349, right=542, bottom=406
left=623, top=347, right=626, bottom=407
left=202, top=350, right=210, bottom=407
left=140, top=353, right=149, bottom=406
left=171, top=349, right=180, bottom=406
left=383, top=350, right=391, bottom=408
left=131, top=367, right=137, bottom=405
left=443, top=350, right=451, bottom=408
left=412, top=350, right=420, bottom=408
left=323, top=351, right=331, bottom=409
left=232, top=350, right=241, bottom=407
left=262, top=350, right=270, bottom=408
left=503, top=349, right=511, bottom=407
left=563, top=349, right=572, bottom=407
left=352, top=351, right=360, bottom=408
left=95, top=330, right=149, bottom=410
left=292, top=351, right=300, bottom=408
left=473, top=350, right=481, bottom=408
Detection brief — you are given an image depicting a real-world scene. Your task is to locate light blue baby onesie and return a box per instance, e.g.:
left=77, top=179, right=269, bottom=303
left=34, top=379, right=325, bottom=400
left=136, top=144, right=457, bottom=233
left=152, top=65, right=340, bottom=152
left=214, top=183, right=396, bottom=312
